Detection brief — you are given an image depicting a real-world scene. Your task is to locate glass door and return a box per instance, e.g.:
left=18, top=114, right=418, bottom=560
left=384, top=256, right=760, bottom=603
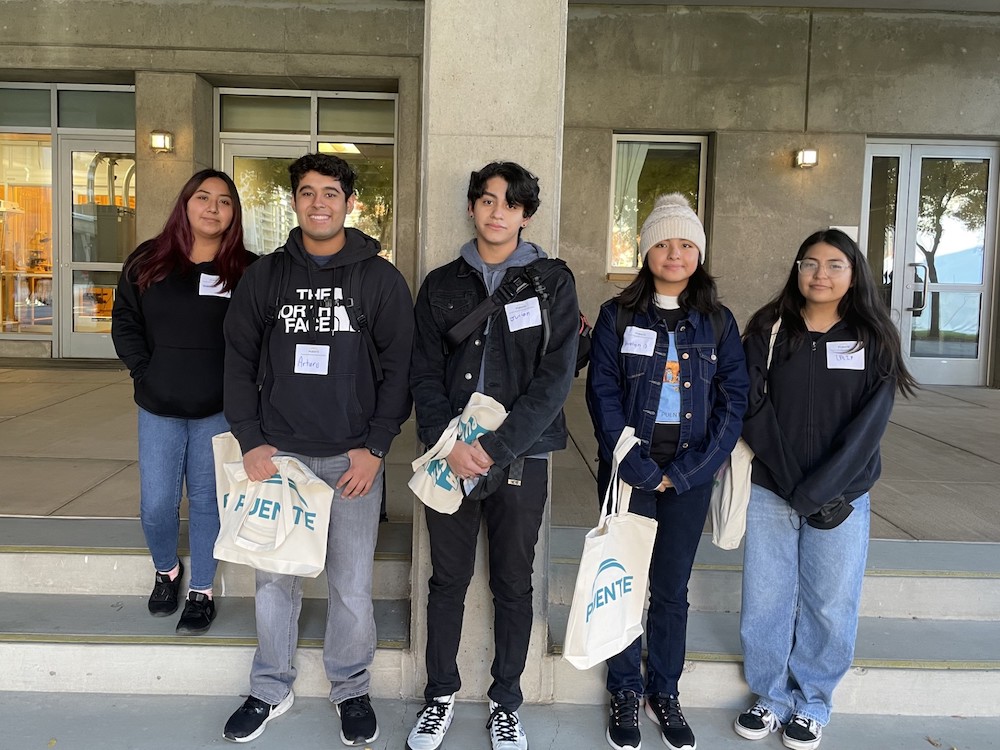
left=57, top=136, right=136, bottom=358
left=862, top=143, right=999, bottom=385
left=220, top=143, right=306, bottom=256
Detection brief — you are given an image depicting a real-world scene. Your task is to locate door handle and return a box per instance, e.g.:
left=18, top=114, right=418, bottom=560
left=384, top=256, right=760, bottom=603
left=906, top=262, right=928, bottom=313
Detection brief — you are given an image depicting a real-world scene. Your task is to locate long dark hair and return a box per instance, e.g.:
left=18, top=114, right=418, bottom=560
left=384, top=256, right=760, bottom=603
left=744, top=228, right=917, bottom=396
left=615, top=262, right=721, bottom=315
left=132, top=169, right=248, bottom=293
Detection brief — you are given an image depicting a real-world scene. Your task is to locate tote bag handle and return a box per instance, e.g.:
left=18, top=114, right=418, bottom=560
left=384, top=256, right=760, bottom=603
left=599, top=426, right=642, bottom=526
left=227, top=461, right=298, bottom=553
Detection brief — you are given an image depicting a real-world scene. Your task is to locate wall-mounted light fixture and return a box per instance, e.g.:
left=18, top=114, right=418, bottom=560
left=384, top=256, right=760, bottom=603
left=794, top=148, right=818, bottom=169
left=150, top=131, right=175, bottom=154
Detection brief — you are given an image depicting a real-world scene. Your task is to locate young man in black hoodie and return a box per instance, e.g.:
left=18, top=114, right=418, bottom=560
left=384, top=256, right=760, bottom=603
left=222, top=153, right=413, bottom=746
left=407, top=162, right=579, bottom=750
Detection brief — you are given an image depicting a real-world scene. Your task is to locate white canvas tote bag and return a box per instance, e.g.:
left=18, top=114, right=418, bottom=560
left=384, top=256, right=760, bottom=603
left=710, top=320, right=780, bottom=550
left=214, top=455, right=334, bottom=578
left=408, top=391, right=508, bottom=514
left=563, top=427, right=658, bottom=670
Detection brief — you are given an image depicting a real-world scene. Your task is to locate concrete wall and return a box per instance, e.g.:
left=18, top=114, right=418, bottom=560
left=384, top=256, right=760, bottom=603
left=0, top=0, right=425, bottom=286
left=561, top=5, right=1000, bottom=326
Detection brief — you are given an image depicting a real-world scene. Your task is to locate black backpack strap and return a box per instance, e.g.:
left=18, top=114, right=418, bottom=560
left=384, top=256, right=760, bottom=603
left=521, top=260, right=553, bottom=358
left=614, top=301, right=633, bottom=342
left=341, top=259, right=384, bottom=383
left=709, top=307, right=726, bottom=349
left=443, top=267, right=534, bottom=349
left=255, top=250, right=289, bottom=389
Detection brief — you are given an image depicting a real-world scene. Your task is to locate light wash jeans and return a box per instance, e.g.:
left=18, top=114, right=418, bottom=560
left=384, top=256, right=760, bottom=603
left=137, top=408, right=228, bottom=591
left=249, top=451, right=382, bottom=705
left=739, top=483, right=870, bottom=727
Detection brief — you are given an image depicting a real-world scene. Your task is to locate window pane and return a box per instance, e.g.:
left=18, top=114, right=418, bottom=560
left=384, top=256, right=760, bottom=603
left=866, top=156, right=899, bottom=308
left=232, top=156, right=297, bottom=255
left=319, top=143, right=395, bottom=262
left=58, top=91, right=135, bottom=129
left=72, top=270, right=120, bottom=334
left=220, top=95, right=311, bottom=135
left=0, top=89, right=51, bottom=128
left=1, top=134, right=54, bottom=334
left=71, top=151, right=136, bottom=263
left=611, top=140, right=702, bottom=270
left=910, top=291, right=981, bottom=360
left=318, top=98, right=395, bottom=138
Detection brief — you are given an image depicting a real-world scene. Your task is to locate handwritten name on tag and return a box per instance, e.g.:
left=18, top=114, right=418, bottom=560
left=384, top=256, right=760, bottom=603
left=621, top=326, right=657, bottom=357
left=826, top=341, right=864, bottom=370
left=505, top=297, right=542, bottom=332
left=199, top=273, right=231, bottom=298
left=294, top=344, right=330, bottom=375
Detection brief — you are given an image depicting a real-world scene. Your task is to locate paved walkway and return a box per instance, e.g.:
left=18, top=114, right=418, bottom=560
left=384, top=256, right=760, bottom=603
left=1, top=361, right=999, bottom=541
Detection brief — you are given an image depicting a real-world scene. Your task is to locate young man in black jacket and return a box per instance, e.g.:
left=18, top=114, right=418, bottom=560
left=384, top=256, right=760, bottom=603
left=407, top=162, right=579, bottom=750
left=222, top=154, right=413, bottom=746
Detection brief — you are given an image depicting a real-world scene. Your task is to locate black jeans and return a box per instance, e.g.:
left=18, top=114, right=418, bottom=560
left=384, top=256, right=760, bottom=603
left=597, top=457, right=713, bottom=697
left=423, top=458, right=548, bottom=710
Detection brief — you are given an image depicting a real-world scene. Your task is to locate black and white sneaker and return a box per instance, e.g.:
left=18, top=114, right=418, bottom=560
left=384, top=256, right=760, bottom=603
left=644, top=693, right=695, bottom=750
left=406, top=694, right=455, bottom=750
left=223, top=691, right=294, bottom=743
left=607, top=689, right=641, bottom=749
left=734, top=702, right=781, bottom=741
left=487, top=699, right=528, bottom=750
left=782, top=715, right=822, bottom=750
left=337, top=693, right=379, bottom=746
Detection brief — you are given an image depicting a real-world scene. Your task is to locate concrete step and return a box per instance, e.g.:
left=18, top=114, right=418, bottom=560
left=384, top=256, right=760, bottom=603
left=7, top=693, right=999, bottom=750
left=0, top=593, right=410, bottom=696
left=0, top=516, right=412, bottom=599
left=550, top=527, right=1000, bottom=620
left=546, top=605, right=1000, bottom=716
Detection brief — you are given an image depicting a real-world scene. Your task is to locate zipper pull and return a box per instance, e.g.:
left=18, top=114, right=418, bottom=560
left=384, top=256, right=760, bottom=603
left=812, top=339, right=817, bottom=352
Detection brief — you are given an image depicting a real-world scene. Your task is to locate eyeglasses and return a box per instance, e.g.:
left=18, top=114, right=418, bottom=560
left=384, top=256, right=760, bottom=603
left=796, top=259, right=852, bottom=276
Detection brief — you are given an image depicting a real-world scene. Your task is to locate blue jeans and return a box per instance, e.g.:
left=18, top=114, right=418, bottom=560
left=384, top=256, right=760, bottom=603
left=249, top=451, right=382, bottom=705
left=137, top=408, right=228, bottom=591
left=739, top=484, right=870, bottom=726
left=599, top=459, right=714, bottom=697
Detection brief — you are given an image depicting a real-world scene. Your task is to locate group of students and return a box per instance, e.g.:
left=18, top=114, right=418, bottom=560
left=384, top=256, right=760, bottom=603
left=111, top=153, right=915, bottom=750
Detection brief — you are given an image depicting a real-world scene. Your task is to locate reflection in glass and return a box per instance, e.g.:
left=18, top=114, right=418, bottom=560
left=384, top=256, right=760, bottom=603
left=910, top=291, right=980, bottom=359
left=322, top=143, right=394, bottom=261
left=612, top=141, right=701, bottom=269
left=916, top=157, right=988, bottom=341
left=1, top=134, right=53, bottom=333
left=232, top=156, right=296, bottom=256
left=73, top=270, right=120, bottom=334
left=866, top=156, right=899, bottom=309
left=71, top=152, right=136, bottom=264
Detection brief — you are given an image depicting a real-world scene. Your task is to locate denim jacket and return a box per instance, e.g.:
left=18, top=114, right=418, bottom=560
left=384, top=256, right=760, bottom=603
left=586, top=299, right=749, bottom=493
left=410, top=256, right=579, bottom=468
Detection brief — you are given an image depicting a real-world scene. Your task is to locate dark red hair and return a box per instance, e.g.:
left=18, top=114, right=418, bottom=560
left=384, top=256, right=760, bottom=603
left=132, top=169, right=249, bottom=292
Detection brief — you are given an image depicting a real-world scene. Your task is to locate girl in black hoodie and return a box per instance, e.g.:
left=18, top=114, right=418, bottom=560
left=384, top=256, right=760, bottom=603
left=112, top=169, right=254, bottom=635
left=733, top=229, right=916, bottom=750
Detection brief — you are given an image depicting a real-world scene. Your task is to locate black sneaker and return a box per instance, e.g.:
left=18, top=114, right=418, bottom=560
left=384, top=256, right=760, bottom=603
left=223, top=692, right=294, bottom=743
left=337, top=694, right=379, bottom=746
left=175, top=591, right=217, bottom=635
left=148, top=559, right=184, bottom=616
left=645, top=693, right=695, bottom=750
left=607, top=690, right=641, bottom=749
left=734, top=702, right=781, bottom=741
left=782, top=715, right=822, bottom=750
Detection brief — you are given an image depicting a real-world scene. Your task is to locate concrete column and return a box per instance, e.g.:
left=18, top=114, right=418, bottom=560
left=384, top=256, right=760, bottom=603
left=409, top=0, right=569, bottom=705
left=134, top=72, right=214, bottom=242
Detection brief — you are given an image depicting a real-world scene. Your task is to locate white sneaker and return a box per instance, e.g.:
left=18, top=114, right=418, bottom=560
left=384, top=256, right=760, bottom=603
left=487, top=699, right=528, bottom=750
left=734, top=702, right=781, bottom=741
left=407, top=694, right=455, bottom=750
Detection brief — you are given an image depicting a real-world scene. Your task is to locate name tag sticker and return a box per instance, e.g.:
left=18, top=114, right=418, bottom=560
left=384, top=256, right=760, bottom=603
left=198, top=273, right=230, bottom=298
left=505, top=297, right=542, bottom=332
left=621, top=326, right=657, bottom=357
left=294, top=344, right=330, bottom=375
left=827, top=341, right=865, bottom=370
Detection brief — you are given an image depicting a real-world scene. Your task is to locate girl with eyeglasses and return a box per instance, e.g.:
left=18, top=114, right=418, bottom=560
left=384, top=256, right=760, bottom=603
left=733, top=229, right=916, bottom=750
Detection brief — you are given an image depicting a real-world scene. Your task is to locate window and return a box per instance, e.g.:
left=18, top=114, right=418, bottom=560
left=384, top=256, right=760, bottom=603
left=218, top=90, right=397, bottom=262
left=609, top=135, right=707, bottom=272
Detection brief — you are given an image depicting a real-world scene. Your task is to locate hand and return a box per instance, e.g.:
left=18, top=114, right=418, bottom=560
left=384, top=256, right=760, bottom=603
left=655, top=475, right=673, bottom=493
left=243, top=444, right=279, bottom=482
left=446, top=441, right=492, bottom=481
left=336, top=448, right=382, bottom=499
left=470, top=439, right=495, bottom=470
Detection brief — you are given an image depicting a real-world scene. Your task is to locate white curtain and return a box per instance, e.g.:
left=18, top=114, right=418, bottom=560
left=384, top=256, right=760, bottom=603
left=613, top=142, right=649, bottom=267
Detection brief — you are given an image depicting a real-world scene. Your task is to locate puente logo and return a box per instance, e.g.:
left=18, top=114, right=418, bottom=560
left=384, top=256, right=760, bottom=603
left=222, top=474, right=318, bottom=529
left=586, top=557, right=634, bottom=622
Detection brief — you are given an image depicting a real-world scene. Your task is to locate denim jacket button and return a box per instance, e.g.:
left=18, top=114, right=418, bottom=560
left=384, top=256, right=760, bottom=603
left=679, top=325, right=685, bottom=331
left=464, top=373, right=472, bottom=380
left=684, top=412, right=692, bottom=419
left=682, top=442, right=689, bottom=449
left=711, top=353, right=717, bottom=361
left=474, top=339, right=481, bottom=346
left=684, top=381, right=691, bottom=388
left=681, top=352, right=689, bottom=360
